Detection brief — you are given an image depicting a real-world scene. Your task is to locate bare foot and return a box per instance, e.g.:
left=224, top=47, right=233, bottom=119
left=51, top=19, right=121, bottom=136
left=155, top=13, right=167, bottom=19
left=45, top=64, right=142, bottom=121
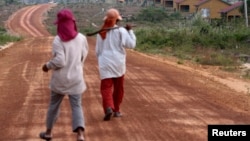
left=77, top=135, right=85, bottom=141
left=76, top=127, right=85, bottom=141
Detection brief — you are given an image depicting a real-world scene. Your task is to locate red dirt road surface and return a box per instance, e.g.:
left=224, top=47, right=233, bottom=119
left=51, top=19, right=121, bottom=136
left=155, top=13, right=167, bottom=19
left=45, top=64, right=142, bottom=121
left=1, top=3, right=250, bottom=141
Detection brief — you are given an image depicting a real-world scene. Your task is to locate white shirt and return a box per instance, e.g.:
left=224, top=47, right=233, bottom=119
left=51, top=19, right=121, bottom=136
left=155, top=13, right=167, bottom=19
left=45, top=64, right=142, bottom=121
left=95, top=26, right=136, bottom=80
left=46, top=33, right=89, bottom=95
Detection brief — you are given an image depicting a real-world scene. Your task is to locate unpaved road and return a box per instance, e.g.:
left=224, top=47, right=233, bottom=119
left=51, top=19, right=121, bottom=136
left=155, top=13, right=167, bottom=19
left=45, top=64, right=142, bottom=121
left=1, top=3, right=250, bottom=141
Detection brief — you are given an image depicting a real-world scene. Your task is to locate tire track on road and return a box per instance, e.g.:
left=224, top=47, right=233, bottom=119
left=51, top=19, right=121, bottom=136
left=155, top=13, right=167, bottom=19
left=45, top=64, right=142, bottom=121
left=6, top=4, right=54, bottom=37
left=22, top=5, right=43, bottom=37
left=6, top=7, right=29, bottom=36
left=19, top=6, right=38, bottom=37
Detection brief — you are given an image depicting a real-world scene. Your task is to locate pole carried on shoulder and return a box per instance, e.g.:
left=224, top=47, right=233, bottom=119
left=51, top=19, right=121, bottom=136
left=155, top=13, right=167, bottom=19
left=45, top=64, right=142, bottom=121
left=86, top=25, right=136, bottom=36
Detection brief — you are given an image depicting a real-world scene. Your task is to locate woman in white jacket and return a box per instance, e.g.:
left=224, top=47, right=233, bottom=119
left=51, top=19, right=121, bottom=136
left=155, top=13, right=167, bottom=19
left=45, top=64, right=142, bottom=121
left=96, top=8, right=136, bottom=121
left=39, top=8, right=88, bottom=141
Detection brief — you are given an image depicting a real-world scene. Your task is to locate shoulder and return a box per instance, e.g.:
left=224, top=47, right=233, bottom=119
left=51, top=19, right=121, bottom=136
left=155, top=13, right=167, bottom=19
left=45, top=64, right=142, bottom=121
left=54, top=35, right=60, bottom=40
left=118, top=27, right=127, bottom=32
left=112, top=27, right=126, bottom=33
left=74, top=33, right=87, bottom=41
left=77, top=33, right=86, bottom=38
left=117, top=27, right=131, bottom=35
left=53, top=35, right=61, bottom=44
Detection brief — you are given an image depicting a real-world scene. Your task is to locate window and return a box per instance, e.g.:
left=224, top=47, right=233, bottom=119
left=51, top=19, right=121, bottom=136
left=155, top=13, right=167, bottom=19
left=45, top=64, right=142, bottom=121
left=155, top=0, right=161, bottom=3
left=164, top=0, right=173, bottom=7
left=180, top=5, right=190, bottom=12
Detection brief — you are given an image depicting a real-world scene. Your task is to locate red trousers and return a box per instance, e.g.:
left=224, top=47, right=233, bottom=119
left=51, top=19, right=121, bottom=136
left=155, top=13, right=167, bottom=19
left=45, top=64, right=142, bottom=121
left=100, top=75, right=124, bottom=113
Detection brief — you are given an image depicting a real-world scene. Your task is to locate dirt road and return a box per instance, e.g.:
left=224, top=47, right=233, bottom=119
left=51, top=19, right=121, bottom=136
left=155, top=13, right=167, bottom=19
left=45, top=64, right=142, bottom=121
left=1, top=3, right=250, bottom=141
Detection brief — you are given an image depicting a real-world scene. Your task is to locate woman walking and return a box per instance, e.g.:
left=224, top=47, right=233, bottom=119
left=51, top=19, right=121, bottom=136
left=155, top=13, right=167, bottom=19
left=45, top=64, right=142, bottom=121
left=39, top=8, right=89, bottom=141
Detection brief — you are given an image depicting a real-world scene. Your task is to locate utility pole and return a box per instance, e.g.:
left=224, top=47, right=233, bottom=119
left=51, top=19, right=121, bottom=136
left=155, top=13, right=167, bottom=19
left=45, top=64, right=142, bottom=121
left=244, top=0, right=248, bottom=27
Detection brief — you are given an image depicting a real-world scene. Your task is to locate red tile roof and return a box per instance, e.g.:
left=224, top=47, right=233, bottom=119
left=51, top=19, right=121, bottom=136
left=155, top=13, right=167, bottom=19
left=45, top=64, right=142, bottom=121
left=194, top=0, right=210, bottom=6
left=220, top=1, right=243, bottom=13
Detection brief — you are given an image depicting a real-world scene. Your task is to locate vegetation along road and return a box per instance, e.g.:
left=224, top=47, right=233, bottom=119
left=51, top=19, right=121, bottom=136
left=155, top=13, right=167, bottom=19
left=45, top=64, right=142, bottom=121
left=1, top=3, right=250, bottom=141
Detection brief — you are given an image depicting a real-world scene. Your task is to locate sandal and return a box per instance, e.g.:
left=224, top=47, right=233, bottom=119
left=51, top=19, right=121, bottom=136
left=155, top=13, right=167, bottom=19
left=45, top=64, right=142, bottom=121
left=39, top=132, right=52, bottom=141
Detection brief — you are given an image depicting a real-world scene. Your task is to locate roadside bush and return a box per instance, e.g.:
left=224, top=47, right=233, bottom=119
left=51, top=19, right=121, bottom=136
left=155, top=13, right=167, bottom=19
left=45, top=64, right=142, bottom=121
left=134, top=20, right=250, bottom=67
left=234, top=29, right=250, bottom=42
left=136, top=7, right=168, bottom=23
left=135, top=27, right=170, bottom=51
left=0, top=33, right=21, bottom=45
left=196, top=52, right=235, bottom=66
left=0, top=27, right=6, bottom=34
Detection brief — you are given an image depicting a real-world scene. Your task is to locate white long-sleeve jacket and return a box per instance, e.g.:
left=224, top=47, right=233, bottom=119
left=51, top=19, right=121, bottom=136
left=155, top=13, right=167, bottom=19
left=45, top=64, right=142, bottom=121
left=95, top=26, right=136, bottom=80
left=46, top=33, right=89, bottom=95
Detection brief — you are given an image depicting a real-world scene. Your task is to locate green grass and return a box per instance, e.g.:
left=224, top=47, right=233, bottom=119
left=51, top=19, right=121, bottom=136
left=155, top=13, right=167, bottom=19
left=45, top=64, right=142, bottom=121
left=0, top=34, right=21, bottom=45
left=134, top=22, right=250, bottom=67
left=0, top=28, right=21, bottom=45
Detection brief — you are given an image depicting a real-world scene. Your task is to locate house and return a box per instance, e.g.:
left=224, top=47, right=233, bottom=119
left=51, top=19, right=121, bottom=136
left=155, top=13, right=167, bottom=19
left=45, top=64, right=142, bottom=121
left=220, top=1, right=243, bottom=21
left=194, top=0, right=233, bottom=19
left=161, top=0, right=243, bottom=20
left=174, top=0, right=197, bottom=14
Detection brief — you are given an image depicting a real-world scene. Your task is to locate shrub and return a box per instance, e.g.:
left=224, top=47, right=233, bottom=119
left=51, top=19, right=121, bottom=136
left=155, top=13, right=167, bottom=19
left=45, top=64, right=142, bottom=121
left=136, top=7, right=168, bottom=23
left=0, top=33, right=21, bottom=45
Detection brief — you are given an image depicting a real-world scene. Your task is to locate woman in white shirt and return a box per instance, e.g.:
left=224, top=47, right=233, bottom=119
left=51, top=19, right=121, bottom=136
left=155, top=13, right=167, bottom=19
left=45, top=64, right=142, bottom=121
left=95, top=8, right=136, bottom=121
left=39, top=8, right=88, bottom=141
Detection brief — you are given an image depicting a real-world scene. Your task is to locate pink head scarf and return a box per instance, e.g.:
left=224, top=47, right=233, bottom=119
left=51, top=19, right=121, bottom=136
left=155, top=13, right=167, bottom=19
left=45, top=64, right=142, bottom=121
left=54, top=8, right=78, bottom=42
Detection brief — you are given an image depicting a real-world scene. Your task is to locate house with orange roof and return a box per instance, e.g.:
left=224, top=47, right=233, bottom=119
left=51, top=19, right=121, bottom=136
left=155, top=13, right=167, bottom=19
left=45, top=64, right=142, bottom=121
left=194, top=0, right=234, bottom=19
left=174, top=0, right=197, bottom=14
left=143, top=0, right=243, bottom=20
left=160, top=0, right=243, bottom=20
left=220, top=1, right=243, bottom=21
